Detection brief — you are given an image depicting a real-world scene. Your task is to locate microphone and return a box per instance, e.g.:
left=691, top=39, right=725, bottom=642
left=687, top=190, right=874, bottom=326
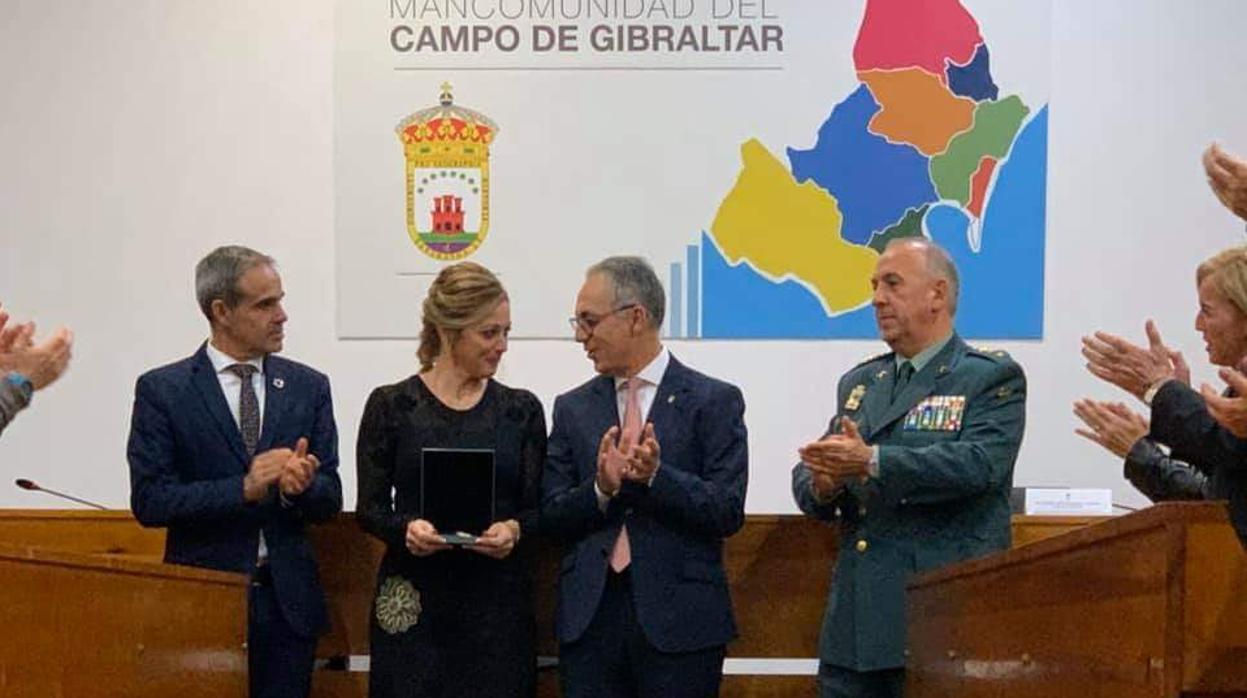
left=15, top=478, right=109, bottom=510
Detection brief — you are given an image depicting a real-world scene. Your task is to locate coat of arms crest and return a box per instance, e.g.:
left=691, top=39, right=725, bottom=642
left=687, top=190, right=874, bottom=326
left=396, top=83, right=498, bottom=260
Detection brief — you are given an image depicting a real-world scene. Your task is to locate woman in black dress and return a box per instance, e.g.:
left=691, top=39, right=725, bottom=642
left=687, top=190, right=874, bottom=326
left=356, top=262, right=546, bottom=697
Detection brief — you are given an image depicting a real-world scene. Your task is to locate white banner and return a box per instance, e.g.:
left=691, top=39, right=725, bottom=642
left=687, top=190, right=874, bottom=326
left=335, top=0, right=1051, bottom=339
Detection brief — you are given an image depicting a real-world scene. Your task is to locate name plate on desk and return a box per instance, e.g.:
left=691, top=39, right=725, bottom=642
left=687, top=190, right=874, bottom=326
left=1024, top=488, right=1113, bottom=515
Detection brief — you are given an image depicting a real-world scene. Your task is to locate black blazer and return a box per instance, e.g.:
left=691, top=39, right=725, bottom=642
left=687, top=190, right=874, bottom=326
left=1149, top=380, right=1247, bottom=547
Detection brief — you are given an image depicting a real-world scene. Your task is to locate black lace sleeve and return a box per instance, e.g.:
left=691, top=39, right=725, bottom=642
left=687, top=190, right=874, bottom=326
left=514, top=391, right=548, bottom=543
left=355, top=386, right=411, bottom=549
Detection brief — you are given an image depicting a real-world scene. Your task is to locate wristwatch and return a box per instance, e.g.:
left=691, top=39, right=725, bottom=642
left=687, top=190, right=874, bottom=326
left=5, top=372, right=33, bottom=404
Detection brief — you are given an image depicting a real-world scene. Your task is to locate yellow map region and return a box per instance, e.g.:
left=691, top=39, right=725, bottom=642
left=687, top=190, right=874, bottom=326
left=710, top=139, right=878, bottom=314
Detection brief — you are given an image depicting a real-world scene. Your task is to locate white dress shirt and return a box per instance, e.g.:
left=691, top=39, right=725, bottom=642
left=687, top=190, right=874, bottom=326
left=613, top=346, right=669, bottom=431
left=205, top=340, right=269, bottom=562
left=205, top=341, right=266, bottom=431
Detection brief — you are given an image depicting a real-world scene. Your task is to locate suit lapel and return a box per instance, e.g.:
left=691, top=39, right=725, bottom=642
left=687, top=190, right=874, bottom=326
left=586, top=375, right=620, bottom=465
left=866, top=337, right=966, bottom=441
left=190, top=345, right=250, bottom=467
left=857, top=362, right=894, bottom=439
left=646, top=356, right=692, bottom=444
left=256, top=355, right=289, bottom=453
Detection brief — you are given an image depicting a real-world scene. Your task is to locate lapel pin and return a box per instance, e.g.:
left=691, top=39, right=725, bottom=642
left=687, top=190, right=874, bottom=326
left=272, top=378, right=285, bottom=389
left=876, top=369, right=888, bottom=380
left=938, top=365, right=949, bottom=374
left=667, top=394, right=675, bottom=404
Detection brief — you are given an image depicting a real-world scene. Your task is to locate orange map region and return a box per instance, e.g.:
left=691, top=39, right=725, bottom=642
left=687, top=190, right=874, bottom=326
left=859, top=69, right=976, bottom=157
left=967, top=156, right=998, bottom=218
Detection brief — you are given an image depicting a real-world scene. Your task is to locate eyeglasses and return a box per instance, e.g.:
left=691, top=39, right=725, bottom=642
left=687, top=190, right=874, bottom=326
left=568, top=304, right=638, bottom=335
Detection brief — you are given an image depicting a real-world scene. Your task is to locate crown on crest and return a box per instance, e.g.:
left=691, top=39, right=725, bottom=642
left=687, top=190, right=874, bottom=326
left=396, top=83, right=498, bottom=163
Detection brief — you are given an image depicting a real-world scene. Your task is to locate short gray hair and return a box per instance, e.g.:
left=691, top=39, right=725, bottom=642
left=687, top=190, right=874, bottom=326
left=886, top=237, right=960, bottom=316
left=587, top=256, right=666, bottom=329
left=194, top=245, right=275, bottom=321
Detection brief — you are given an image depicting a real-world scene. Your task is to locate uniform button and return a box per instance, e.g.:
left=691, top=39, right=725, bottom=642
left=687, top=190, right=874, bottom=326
left=855, top=539, right=868, bottom=553
left=858, top=506, right=867, bottom=517
left=899, top=498, right=909, bottom=506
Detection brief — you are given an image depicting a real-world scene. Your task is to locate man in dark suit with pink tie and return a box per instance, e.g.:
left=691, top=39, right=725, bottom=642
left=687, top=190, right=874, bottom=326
left=543, top=256, right=749, bottom=698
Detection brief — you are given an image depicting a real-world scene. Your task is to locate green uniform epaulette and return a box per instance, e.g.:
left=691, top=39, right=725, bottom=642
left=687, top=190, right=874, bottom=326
left=851, top=351, right=893, bottom=370
left=969, top=345, right=1013, bottom=362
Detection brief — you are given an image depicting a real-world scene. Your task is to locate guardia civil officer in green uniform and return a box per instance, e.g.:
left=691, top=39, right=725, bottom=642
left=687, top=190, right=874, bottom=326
left=792, top=238, right=1027, bottom=698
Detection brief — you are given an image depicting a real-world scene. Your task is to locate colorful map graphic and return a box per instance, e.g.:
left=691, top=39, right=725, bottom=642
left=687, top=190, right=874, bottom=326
left=668, top=0, right=1047, bottom=339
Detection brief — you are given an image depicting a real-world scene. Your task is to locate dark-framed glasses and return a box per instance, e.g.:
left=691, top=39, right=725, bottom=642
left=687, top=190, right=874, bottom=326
left=568, top=303, right=638, bottom=334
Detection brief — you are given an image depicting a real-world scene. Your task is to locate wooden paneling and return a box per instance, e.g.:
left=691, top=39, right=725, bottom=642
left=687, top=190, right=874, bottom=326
left=906, top=502, right=1247, bottom=698
left=0, top=509, right=1113, bottom=697
left=1010, top=515, right=1108, bottom=548
left=723, top=515, right=837, bottom=658
left=1180, top=520, right=1247, bottom=693
left=721, top=676, right=819, bottom=697
left=535, top=671, right=818, bottom=698
left=307, top=514, right=837, bottom=660
left=0, top=509, right=165, bottom=559
left=305, top=672, right=369, bottom=698
left=0, top=541, right=247, bottom=697
left=309, top=517, right=383, bottom=659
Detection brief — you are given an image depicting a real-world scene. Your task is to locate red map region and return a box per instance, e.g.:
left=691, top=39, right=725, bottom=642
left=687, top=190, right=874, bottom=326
left=967, top=156, right=998, bottom=218
left=853, top=0, right=983, bottom=79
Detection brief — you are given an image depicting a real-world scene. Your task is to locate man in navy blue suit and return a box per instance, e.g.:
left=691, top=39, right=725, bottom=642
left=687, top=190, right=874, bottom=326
left=543, top=256, right=748, bottom=698
left=127, top=245, right=341, bottom=698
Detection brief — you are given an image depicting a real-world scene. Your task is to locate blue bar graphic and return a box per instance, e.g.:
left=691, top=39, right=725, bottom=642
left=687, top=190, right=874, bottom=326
left=669, top=262, right=683, bottom=338
left=686, top=243, right=700, bottom=338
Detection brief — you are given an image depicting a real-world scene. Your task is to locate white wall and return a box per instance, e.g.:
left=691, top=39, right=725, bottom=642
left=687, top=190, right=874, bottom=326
left=2, top=0, right=1246, bottom=512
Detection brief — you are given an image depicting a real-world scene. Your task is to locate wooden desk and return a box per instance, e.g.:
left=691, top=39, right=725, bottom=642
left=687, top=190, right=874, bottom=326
left=0, top=509, right=1111, bottom=697
left=0, top=534, right=247, bottom=697
left=907, top=502, right=1247, bottom=697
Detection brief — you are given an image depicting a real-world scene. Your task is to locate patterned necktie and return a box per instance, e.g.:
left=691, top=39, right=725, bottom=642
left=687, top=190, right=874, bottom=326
left=227, top=363, right=260, bottom=456
left=609, top=377, right=642, bottom=572
left=892, top=361, right=914, bottom=402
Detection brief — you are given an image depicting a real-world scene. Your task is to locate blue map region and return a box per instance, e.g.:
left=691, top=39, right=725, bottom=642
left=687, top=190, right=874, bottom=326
left=947, top=43, right=999, bottom=101
left=697, top=106, right=1048, bottom=339
left=700, top=233, right=877, bottom=338
left=787, top=85, right=937, bottom=245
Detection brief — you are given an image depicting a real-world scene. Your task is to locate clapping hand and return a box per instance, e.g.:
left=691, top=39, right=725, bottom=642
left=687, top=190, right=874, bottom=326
left=623, top=423, right=660, bottom=483
left=798, top=417, right=873, bottom=483
left=595, top=426, right=627, bottom=496
left=1201, top=368, right=1247, bottom=438
left=0, top=307, right=73, bottom=390
left=279, top=437, right=320, bottom=497
left=1082, top=320, right=1184, bottom=400
left=244, top=447, right=293, bottom=503
left=1073, top=399, right=1149, bottom=459
left=1203, top=143, right=1247, bottom=221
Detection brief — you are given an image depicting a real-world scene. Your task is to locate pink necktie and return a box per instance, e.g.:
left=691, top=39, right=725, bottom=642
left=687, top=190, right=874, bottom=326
left=609, top=377, right=642, bottom=572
